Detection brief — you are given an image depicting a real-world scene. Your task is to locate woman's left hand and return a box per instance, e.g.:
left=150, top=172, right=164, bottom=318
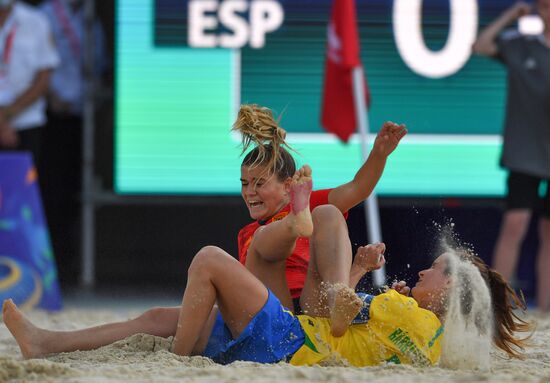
left=354, top=243, right=386, bottom=272
left=391, top=280, right=411, bottom=296
left=372, top=121, right=407, bottom=158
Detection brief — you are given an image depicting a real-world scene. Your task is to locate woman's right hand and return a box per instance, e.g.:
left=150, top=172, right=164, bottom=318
left=372, top=121, right=407, bottom=159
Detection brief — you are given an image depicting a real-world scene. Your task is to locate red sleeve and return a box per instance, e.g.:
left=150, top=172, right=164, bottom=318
left=237, top=228, right=246, bottom=264
left=237, top=222, right=258, bottom=265
left=310, top=189, right=349, bottom=219
left=310, top=189, right=330, bottom=208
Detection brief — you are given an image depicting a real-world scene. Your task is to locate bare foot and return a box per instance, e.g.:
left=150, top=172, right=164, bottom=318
left=327, top=283, right=363, bottom=337
left=289, top=165, right=313, bottom=237
left=3, top=299, right=48, bottom=358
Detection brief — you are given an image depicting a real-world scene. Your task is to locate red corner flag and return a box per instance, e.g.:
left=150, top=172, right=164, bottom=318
left=321, top=0, right=370, bottom=143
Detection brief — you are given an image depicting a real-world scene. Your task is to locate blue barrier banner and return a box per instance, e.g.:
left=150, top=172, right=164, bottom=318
left=0, top=152, right=62, bottom=310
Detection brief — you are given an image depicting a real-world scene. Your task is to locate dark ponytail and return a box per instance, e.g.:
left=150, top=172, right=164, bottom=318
left=469, top=255, right=533, bottom=358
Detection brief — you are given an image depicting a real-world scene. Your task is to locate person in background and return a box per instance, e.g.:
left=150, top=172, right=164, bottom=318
left=0, top=0, right=59, bottom=172
left=473, top=0, right=550, bottom=311
left=38, top=0, right=106, bottom=283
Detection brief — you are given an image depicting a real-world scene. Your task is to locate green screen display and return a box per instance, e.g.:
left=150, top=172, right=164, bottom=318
left=116, top=0, right=516, bottom=196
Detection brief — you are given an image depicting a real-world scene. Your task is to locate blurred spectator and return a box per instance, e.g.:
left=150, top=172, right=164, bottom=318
left=473, top=1, right=550, bottom=310
left=39, top=0, right=106, bottom=284
left=0, top=0, right=59, bottom=171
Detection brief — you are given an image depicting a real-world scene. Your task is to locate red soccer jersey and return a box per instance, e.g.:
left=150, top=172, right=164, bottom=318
left=237, top=189, right=348, bottom=298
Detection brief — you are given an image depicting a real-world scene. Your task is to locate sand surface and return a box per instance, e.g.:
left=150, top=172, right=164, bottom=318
left=1, top=308, right=550, bottom=383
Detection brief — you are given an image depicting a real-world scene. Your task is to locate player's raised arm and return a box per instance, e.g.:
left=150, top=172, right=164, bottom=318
left=328, top=122, right=407, bottom=213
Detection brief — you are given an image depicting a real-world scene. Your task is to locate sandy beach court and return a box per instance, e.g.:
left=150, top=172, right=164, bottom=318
left=1, top=306, right=550, bottom=383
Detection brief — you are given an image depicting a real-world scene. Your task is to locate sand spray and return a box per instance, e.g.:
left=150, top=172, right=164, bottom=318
left=437, top=232, right=493, bottom=371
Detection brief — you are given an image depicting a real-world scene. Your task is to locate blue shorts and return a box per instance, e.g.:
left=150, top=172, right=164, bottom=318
left=203, top=290, right=305, bottom=364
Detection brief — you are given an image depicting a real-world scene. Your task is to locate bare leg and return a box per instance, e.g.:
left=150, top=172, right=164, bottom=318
left=172, top=246, right=269, bottom=356
left=492, top=210, right=531, bottom=281
left=4, top=246, right=268, bottom=359
left=248, top=165, right=313, bottom=262
left=2, top=301, right=187, bottom=358
left=299, top=205, right=362, bottom=337
left=300, top=205, right=353, bottom=316
left=245, top=165, right=313, bottom=310
left=536, top=218, right=550, bottom=311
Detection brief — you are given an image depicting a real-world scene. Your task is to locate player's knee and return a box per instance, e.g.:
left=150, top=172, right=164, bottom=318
left=312, top=204, right=344, bottom=228
left=248, top=226, right=266, bottom=249
left=189, top=246, right=226, bottom=275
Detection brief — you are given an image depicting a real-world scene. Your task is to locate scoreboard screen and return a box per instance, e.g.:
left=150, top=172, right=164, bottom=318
left=115, top=0, right=534, bottom=196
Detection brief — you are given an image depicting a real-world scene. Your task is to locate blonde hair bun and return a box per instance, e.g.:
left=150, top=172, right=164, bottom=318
left=232, top=104, right=293, bottom=174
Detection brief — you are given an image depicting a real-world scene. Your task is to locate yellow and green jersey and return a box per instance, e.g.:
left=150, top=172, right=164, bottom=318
left=290, top=290, right=443, bottom=367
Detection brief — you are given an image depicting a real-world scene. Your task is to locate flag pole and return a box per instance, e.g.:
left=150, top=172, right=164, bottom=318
left=351, top=66, right=386, bottom=287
